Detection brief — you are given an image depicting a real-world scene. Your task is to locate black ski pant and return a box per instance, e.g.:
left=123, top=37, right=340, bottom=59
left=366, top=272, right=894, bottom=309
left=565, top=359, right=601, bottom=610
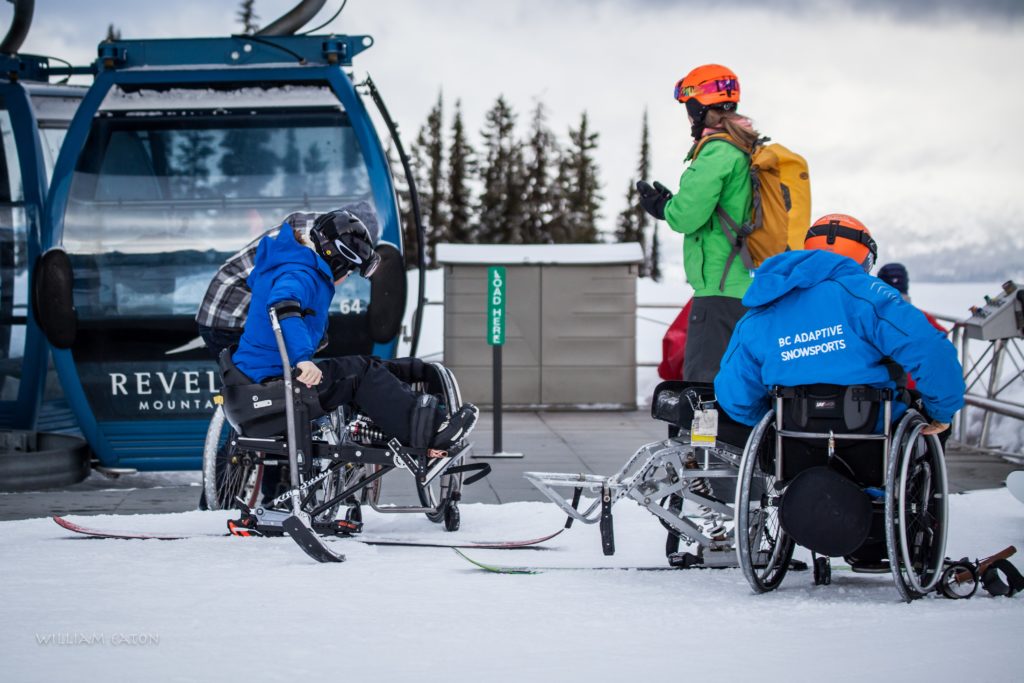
left=314, top=356, right=438, bottom=448
left=683, top=295, right=747, bottom=384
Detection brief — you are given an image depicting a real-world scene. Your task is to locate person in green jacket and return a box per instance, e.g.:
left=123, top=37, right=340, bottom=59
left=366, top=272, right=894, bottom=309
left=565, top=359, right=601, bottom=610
left=638, top=63, right=757, bottom=383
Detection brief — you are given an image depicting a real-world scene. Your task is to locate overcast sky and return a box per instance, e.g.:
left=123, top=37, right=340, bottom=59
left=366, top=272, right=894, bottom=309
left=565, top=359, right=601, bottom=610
left=11, top=0, right=1024, bottom=279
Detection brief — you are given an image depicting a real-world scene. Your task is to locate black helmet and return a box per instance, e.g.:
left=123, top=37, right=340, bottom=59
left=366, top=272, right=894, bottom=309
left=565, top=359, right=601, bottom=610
left=309, top=210, right=380, bottom=281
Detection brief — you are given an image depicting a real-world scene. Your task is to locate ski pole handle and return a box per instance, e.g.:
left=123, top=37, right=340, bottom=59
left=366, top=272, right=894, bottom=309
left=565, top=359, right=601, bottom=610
left=955, top=545, right=1016, bottom=583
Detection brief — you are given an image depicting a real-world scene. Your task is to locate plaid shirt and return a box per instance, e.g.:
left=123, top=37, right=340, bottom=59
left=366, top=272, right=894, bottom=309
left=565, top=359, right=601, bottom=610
left=195, top=212, right=318, bottom=329
left=195, top=202, right=380, bottom=329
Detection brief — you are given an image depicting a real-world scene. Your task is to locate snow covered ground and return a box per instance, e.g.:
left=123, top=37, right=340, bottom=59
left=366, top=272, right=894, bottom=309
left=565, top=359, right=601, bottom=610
left=2, top=489, right=1021, bottom=682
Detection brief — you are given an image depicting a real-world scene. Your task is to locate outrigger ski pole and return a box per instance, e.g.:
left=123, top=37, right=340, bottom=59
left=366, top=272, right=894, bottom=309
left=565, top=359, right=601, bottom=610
left=269, top=308, right=345, bottom=563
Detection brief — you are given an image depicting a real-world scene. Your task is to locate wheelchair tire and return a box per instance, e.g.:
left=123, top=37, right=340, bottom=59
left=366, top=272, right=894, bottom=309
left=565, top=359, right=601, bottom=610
left=419, top=363, right=465, bottom=525
left=736, top=410, right=795, bottom=593
left=443, top=502, right=461, bottom=532
left=202, top=406, right=263, bottom=511
left=884, top=410, right=948, bottom=602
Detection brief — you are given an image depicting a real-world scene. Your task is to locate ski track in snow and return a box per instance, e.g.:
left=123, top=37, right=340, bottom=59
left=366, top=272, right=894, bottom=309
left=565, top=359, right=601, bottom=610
left=2, top=491, right=1021, bottom=682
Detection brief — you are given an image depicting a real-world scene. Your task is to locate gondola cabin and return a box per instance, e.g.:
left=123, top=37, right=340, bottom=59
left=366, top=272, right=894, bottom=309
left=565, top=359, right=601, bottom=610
left=40, top=36, right=408, bottom=470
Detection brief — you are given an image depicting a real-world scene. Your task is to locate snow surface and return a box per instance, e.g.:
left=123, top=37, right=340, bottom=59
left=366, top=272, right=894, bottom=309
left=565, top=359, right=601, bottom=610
left=2, top=490, right=1021, bottom=682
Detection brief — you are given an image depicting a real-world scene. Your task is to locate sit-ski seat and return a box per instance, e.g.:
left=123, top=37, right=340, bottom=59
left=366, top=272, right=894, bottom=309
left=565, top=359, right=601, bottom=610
left=218, top=347, right=326, bottom=438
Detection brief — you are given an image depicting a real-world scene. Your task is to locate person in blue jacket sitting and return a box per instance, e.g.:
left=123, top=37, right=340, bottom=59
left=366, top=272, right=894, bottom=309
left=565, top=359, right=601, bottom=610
left=231, top=209, right=478, bottom=451
left=714, top=213, right=964, bottom=436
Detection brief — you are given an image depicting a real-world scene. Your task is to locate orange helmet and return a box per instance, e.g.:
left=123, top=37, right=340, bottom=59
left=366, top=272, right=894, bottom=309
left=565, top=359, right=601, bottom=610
left=674, top=64, right=740, bottom=107
left=804, top=214, right=878, bottom=272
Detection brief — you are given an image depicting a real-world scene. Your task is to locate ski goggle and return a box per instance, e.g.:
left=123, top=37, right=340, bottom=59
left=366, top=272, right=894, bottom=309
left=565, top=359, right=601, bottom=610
left=674, top=77, right=739, bottom=102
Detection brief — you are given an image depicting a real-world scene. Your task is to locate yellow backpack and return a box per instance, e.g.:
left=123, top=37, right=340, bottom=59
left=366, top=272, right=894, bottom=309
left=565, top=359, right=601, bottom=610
left=693, top=134, right=811, bottom=287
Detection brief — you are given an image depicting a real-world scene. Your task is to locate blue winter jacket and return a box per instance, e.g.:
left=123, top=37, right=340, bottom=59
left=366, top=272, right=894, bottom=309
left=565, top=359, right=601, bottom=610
left=232, top=225, right=336, bottom=383
left=714, top=250, right=965, bottom=427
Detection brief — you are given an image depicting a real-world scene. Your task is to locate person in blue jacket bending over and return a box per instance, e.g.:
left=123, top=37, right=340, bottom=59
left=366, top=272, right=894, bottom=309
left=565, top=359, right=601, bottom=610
left=714, top=213, right=964, bottom=436
left=231, top=209, right=478, bottom=451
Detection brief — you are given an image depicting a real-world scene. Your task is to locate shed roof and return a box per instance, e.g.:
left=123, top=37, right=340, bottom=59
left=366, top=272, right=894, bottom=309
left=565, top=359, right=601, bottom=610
left=436, top=242, right=644, bottom=265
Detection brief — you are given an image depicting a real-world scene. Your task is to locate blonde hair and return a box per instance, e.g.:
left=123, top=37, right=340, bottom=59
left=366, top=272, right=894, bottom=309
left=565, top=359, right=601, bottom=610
left=293, top=228, right=314, bottom=248
left=704, top=108, right=759, bottom=151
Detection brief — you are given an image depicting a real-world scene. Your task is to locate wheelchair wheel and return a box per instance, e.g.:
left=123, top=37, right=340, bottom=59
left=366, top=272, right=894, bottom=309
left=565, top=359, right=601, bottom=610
left=202, top=406, right=263, bottom=510
left=418, top=363, right=465, bottom=526
left=736, top=410, right=795, bottom=593
left=885, top=410, right=948, bottom=602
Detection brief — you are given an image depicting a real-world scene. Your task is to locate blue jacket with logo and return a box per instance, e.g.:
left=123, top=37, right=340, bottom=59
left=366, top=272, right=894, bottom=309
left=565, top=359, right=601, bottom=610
left=714, top=250, right=964, bottom=426
left=232, top=225, right=335, bottom=382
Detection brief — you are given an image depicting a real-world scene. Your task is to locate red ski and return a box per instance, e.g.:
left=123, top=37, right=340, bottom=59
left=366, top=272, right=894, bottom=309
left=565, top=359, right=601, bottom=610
left=52, top=515, right=563, bottom=549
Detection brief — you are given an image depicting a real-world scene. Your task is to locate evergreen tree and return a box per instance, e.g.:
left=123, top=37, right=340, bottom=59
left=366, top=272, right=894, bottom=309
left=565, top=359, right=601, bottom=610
left=650, top=223, right=662, bottom=282
left=280, top=128, right=304, bottom=198
left=237, top=0, right=259, bottom=34
left=171, top=130, right=216, bottom=198
left=477, top=96, right=526, bottom=244
left=302, top=142, right=328, bottom=197
left=615, top=110, right=652, bottom=275
left=218, top=129, right=275, bottom=198
left=522, top=100, right=559, bottom=244
left=556, top=111, right=602, bottom=243
left=416, top=92, right=447, bottom=264
left=105, top=24, right=122, bottom=42
left=447, top=100, right=476, bottom=244
left=394, top=140, right=424, bottom=270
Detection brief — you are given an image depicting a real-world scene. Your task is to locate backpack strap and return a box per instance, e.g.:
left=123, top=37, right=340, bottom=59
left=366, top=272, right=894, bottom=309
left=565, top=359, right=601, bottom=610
left=691, top=133, right=760, bottom=292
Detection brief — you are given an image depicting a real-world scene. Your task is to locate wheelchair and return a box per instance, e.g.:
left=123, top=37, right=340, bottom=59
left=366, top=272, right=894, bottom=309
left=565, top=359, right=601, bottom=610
left=735, top=384, right=948, bottom=602
left=525, top=381, right=753, bottom=568
left=201, top=310, right=487, bottom=561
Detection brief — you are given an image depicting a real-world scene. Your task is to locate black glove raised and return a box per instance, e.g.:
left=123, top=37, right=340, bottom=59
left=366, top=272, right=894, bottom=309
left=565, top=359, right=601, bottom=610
left=636, top=180, right=673, bottom=220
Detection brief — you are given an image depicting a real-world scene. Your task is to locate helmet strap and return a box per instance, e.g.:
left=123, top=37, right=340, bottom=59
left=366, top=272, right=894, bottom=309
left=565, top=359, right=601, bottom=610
left=685, top=98, right=708, bottom=139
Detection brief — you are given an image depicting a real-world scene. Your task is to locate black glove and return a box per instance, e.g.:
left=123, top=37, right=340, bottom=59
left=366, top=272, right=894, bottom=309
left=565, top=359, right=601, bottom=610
left=636, top=180, right=673, bottom=220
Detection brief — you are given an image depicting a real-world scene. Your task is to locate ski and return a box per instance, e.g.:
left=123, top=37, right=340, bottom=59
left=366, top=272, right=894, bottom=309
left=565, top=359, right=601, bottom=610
left=1007, top=471, right=1024, bottom=505
left=52, top=515, right=226, bottom=540
left=52, top=515, right=563, bottom=549
left=452, top=548, right=679, bottom=573
left=357, top=528, right=563, bottom=550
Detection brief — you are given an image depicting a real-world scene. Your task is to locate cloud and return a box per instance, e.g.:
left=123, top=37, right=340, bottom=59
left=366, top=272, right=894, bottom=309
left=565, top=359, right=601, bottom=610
left=6, top=0, right=1023, bottom=280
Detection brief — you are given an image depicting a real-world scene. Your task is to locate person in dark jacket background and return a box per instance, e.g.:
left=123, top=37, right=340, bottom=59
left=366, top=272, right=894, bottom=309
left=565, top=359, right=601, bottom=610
left=232, top=210, right=478, bottom=451
left=715, top=213, right=964, bottom=435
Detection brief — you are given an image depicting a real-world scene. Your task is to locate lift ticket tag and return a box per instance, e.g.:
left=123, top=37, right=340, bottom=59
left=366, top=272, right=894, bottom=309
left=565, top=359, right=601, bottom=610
left=691, top=409, right=718, bottom=447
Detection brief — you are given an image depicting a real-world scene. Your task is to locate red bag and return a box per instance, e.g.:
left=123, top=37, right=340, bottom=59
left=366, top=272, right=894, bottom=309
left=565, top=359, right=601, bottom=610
left=658, top=299, right=692, bottom=381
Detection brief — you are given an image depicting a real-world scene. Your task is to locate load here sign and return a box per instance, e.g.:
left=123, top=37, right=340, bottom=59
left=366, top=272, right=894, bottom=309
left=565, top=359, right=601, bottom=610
left=488, top=266, right=506, bottom=346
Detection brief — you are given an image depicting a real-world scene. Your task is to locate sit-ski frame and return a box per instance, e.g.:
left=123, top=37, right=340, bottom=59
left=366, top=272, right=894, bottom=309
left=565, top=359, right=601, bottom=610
left=525, top=432, right=743, bottom=567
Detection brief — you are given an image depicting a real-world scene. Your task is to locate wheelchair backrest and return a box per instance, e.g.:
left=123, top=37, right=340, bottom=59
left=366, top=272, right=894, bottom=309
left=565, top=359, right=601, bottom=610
left=217, top=347, right=326, bottom=438
left=774, top=384, right=892, bottom=485
left=652, top=380, right=752, bottom=448
left=775, top=384, right=890, bottom=435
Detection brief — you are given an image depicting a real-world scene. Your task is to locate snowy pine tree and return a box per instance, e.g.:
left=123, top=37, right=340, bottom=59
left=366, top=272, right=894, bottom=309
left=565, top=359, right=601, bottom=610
left=523, top=100, right=559, bottom=244
left=477, top=96, right=526, bottom=244
left=650, top=222, right=662, bottom=281
left=237, top=0, right=259, bottom=34
left=389, top=141, right=421, bottom=269
left=616, top=110, right=652, bottom=275
left=447, top=100, right=476, bottom=244
left=416, top=92, right=447, bottom=265
left=556, top=112, right=602, bottom=243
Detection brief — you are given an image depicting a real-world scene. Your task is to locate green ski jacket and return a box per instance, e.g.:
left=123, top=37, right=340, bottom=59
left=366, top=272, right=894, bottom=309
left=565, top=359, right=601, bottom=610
left=663, top=139, right=753, bottom=299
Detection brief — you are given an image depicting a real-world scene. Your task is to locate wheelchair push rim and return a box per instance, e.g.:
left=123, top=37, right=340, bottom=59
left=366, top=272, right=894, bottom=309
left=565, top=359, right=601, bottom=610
left=885, top=411, right=948, bottom=602
left=736, top=410, right=795, bottom=593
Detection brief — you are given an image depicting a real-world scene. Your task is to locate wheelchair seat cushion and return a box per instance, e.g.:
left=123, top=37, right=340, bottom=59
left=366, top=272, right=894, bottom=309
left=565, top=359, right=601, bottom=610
left=651, top=380, right=752, bottom=448
left=779, top=466, right=873, bottom=558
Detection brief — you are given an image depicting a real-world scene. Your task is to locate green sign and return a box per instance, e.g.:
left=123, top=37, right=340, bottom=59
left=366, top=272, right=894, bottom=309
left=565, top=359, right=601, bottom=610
left=488, top=266, right=506, bottom=346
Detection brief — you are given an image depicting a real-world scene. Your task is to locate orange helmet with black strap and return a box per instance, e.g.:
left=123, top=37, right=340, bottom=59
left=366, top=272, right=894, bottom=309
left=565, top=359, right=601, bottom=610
left=674, top=64, right=740, bottom=139
left=804, top=214, right=878, bottom=272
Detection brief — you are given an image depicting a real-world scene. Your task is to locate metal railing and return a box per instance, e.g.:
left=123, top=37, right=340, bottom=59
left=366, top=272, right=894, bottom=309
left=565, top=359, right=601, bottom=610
left=935, top=313, right=1024, bottom=451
